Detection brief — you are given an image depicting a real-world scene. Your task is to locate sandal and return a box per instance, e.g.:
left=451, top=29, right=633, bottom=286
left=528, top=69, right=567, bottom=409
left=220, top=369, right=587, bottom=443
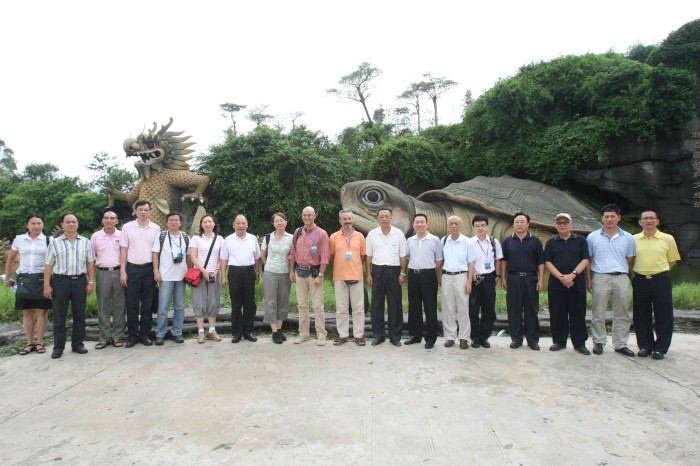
left=112, top=339, right=125, bottom=348
left=333, top=337, right=348, bottom=346
left=19, top=344, right=35, bottom=356
left=35, top=343, right=46, bottom=354
left=95, top=341, right=110, bottom=350
left=355, top=337, right=366, bottom=347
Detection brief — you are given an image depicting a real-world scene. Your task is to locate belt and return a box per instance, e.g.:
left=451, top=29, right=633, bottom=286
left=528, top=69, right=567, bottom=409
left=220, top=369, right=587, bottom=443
left=443, top=271, right=466, bottom=275
left=476, top=272, right=495, bottom=277
left=639, top=271, right=667, bottom=280
left=97, top=266, right=119, bottom=271
left=508, top=272, right=536, bottom=277
left=54, top=273, right=85, bottom=280
left=127, top=262, right=152, bottom=268
left=409, top=268, right=435, bottom=274
left=296, top=265, right=320, bottom=270
left=601, top=272, right=625, bottom=276
left=229, top=265, right=255, bottom=270
left=372, top=264, right=401, bottom=269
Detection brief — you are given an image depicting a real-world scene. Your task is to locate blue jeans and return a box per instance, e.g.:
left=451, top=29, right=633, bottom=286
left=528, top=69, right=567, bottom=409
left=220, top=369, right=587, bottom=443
left=156, top=280, right=186, bottom=337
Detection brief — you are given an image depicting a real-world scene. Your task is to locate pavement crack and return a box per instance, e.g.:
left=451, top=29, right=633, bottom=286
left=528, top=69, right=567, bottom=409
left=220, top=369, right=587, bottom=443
left=631, top=359, right=700, bottom=400
left=0, top=346, right=148, bottom=426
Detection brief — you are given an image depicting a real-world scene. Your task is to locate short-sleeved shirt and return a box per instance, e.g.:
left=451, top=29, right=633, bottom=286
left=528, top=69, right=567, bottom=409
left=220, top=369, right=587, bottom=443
left=544, top=234, right=589, bottom=290
left=189, top=233, right=225, bottom=274
left=502, top=233, right=545, bottom=273
left=152, top=232, right=189, bottom=281
left=91, top=229, right=121, bottom=268
left=329, top=229, right=366, bottom=281
left=261, top=232, right=293, bottom=274
left=406, top=233, right=443, bottom=270
left=633, top=230, right=681, bottom=275
left=288, top=225, right=330, bottom=268
left=587, top=228, right=636, bottom=273
left=119, top=220, right=161, bottom=265
left=46, top=235, right=95, bottom=275
left=442, top=234, right=478, bottom=273
left=468, top=235, right=503, bottom=275
left=11, top=233, right=49, bottom=274
left=221, top=233, right=261, bottom=266
left=366, top=226, right=407, bottom=266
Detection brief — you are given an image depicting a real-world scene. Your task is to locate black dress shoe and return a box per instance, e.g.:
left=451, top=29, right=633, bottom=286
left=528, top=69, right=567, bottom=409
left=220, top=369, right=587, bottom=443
left=371, top=337, right=385, bottom=346
left=424, top=341, right=434, bottom=349
left=139, top=337, right=153, bottom=347
left=231, top=335, right=241, bottom=343
left=509, top=341, right=522, bottom=349
left=575, top=346, right=591, bottom=355
left=272, top=331, right=283, bottom=344
left=51, top=348, right=63, bottom=359
left=528, top=343, right=540, bottom=351
left=279, top=331, right=287, bottom=341
left=549, top=343, right=565, bottom=352
left=154, top=336, right=165, bottom=346
left=471, top=340, right=480, bottom=348
left=72, top=345, right=88, bottom=354
left=615, top=347, right=635, bottom=357
left=390, top=340, right=402, bottom=347
left=404, top=336, right=421, bottom=345
left=243, top=333, right=257, bottom=342
left=172, top=335, right=185, bottom=344
left=480, top=340, right=491, bottom=348
left=637, top=348, right=650, bottom=357
left=125, top=339, right=138, bottom=348
left=593, top=343, right=603, bottom=355
left=652, top=351, right=665, bottom=360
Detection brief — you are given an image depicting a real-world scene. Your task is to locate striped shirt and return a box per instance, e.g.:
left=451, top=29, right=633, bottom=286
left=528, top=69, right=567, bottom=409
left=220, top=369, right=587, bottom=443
left=586, top=228, right=636, bottom=274
left=46, top=234, right=95, bottom=275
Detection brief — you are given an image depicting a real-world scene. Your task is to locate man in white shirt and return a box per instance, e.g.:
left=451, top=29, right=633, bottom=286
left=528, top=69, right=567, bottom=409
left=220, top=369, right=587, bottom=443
left=366, top=208, right=407, bottom=346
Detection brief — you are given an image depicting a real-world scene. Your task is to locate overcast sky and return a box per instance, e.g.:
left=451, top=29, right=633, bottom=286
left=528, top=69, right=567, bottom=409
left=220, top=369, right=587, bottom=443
left=1, top=0, right=698, bottom=181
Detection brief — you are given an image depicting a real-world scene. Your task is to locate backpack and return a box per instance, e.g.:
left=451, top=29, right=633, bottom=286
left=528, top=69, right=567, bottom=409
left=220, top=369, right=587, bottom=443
left=158, top=231, right=190, bottom=260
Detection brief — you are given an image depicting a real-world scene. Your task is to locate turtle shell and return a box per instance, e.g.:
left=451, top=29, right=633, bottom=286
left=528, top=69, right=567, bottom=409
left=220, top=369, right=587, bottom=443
left=417, top=175, right=601, bottom=232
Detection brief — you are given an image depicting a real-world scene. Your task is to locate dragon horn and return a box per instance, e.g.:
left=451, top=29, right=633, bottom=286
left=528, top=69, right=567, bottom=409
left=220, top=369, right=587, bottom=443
left=169, top=136, right=192, bottom=143
left=174, top=149, right=196, bottom=156
left=171, top=142, right=196, bottom=150
left=158, top=117, right=174, bottom=136
left=150, top=122, right=157, bottom=135
left=163, top=131, right=184, bottom=138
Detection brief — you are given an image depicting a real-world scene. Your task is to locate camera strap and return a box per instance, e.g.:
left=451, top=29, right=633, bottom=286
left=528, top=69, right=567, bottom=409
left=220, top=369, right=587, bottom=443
left=203, top=233, right=217, bottom=269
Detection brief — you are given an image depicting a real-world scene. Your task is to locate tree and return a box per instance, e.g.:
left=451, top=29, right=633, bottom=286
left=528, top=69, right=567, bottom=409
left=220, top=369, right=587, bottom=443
left=646, top=19, right=700, bottom=72
left=21, top=163, right=61, bottom=183
left=0, top=139, right=19, bottom=201
left=60, top=191, right=108, bottom=234
left=219, top=102, right=247, bottom=136
left=626, top=42, right=658, bottom=63
left=398, top=84, right=423, bottom=131
left=289, top=111, right=304, bottom=130
left=247, top=105, right=274, bottom=128
left=462, top=89, right=473, bottom=118
left=327, top=62, right=382, bottom=125
left=415, top=73, right=457, bottom=126
left=86, top=152, right=137, bottom=193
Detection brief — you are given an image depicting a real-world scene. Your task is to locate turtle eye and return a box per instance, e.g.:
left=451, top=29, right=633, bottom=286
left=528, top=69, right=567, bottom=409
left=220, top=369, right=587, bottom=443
left=362, top=189, right=383, bottom=205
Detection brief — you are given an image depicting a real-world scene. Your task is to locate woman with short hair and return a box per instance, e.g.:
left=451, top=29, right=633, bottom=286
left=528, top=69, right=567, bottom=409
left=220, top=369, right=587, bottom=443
left=3, top=214, right=52, bottom=355
left=261, top=212, right=293, bottom=344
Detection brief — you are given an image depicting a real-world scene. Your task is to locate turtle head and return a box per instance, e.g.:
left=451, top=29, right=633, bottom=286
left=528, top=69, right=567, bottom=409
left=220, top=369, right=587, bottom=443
left=340, top=180, right=416, bottom=235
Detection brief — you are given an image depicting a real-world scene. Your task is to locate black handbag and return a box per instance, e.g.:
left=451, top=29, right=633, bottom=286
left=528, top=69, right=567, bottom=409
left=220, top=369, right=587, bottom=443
left=16, top=273, right=45, bottom=300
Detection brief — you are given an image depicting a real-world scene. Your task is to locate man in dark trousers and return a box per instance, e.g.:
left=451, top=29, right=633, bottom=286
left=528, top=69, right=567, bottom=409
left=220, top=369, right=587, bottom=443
left=502, top=213, right=545, bottom=350
left=544, top=213, right=591, bottom=355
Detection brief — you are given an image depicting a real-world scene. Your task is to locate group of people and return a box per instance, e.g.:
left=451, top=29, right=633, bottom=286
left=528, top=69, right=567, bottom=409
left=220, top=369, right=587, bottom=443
left=4, top=200, right=680, bottom=361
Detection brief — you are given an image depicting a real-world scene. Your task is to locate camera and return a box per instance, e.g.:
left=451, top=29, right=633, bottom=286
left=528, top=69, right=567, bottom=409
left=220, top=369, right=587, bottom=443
left=208, top=273, right=216, bottom=283
left=173, top=253, right=184, bottom=264
left=473, top=274, right=485, bottom=287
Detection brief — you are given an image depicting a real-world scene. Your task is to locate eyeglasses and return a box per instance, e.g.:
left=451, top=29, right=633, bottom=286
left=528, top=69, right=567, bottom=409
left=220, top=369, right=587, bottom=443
left=555, top=221, right=570, bottom=225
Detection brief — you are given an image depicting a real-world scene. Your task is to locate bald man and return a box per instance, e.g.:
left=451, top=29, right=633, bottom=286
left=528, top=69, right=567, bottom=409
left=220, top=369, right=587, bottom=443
left=289, top=206, right=330, bottom=345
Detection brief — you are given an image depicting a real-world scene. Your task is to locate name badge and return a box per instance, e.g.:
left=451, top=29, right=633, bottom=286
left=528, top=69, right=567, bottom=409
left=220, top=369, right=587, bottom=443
left=310, top=245, right=318, bottom=256
left=345, top=251, right=352, bottom=261
left=484, top=261, right=492, bottom=271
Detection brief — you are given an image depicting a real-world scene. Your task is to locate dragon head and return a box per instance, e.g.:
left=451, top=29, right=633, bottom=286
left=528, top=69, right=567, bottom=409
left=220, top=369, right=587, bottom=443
left=123, top=117, right=196, bottom=179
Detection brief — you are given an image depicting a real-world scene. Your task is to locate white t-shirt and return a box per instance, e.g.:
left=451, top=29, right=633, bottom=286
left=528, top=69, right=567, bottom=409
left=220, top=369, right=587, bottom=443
left=152, top=232, right=189, bottom=281
left=220, top=232, right=261, bottom=266
left=366, top=226, right=407, bottom=266
left=468, top=235, right=503, bottom=275
left=189, top=234, right=224, bottom=273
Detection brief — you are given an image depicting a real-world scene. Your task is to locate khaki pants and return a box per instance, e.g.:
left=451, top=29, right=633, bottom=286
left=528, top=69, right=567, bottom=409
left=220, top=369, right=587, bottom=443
left=441, top=273, right=470, bottom=341
left=591, top=273, right=631, bottom=349
left=96, top=268, right=126, bottom=341
left=296, top=274, right=327, bottom=338
left=334, top=281, right=365, bottom=338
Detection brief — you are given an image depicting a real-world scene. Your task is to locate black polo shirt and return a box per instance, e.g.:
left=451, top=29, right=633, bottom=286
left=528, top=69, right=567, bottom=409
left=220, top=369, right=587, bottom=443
left=502, top=233, right=544, bottom=274
left=544, top=233, right=590, bottom=290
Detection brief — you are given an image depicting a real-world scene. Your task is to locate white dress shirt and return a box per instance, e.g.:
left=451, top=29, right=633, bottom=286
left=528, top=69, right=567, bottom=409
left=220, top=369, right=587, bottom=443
left=366, top=226, right=407, bottom=266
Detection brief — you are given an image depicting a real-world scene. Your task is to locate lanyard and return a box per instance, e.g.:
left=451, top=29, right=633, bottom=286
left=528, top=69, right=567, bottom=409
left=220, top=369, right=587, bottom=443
left=477, top=237, right=491, bottom=260
left=303, top=226, right=318, bottom=245
left=168, top=232, right=182, bottom=259
left=342, top=229, right=354, bottom=249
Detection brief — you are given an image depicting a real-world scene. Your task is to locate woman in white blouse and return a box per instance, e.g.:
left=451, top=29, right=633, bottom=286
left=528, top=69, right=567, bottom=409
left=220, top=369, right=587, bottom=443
left=261, top=212, right=294, bottom=344
left=3, top=214, right=52, bottom=355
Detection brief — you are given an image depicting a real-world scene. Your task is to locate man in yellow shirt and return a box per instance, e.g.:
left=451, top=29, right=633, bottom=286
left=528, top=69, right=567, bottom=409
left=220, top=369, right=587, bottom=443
left=632, top=211, right=681, bottom=360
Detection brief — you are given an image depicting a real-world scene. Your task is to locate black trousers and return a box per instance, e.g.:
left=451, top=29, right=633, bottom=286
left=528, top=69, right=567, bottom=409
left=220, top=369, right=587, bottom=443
left=633, top=272, right=673, bottom=354
left=407, top=269, right=438, bottom=343
left=506, top=274, right=540, bottom=344
left=125, top=263, right=155, bottom=339
left=547, top=284, right=588, bottom=348
left=52, top=275, right=87, bottom=350
left=469, top=272, right=497, bottom=343
left=228, top=267, right=257, bottom=337
left=370, top=265, right=403, bottom=342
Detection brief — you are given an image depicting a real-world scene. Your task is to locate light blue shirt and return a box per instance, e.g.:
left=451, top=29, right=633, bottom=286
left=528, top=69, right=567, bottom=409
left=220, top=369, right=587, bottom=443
left=441, top=234, right=478, bottom=273
left=406, top=233, right=443, bottom=269
left=586, top=227, right=636, bottom=273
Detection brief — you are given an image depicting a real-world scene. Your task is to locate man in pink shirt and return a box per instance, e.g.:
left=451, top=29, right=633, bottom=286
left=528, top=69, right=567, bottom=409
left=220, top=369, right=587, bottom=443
left=91, top=210, right=126, bottom=349
left=119, top=200, right=161, bottom=347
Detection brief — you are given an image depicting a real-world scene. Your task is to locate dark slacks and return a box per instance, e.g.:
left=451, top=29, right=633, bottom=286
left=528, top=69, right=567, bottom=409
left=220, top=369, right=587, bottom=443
left=125, top=263, right=155, bottom=339
left=506, top=274, right=540, bottom=345
left=370, top=265, right=403, bottom=342
left=52, top=275, right=87, bottom=350
left=407, top=269, right=438, bottom=343
left=547, top=284, right=588, bottom=348
left=469, top=272, right=497, bottom=343
left=633, top=272, right=673, bottom=354
left=228, top=267, right=257, bottom=337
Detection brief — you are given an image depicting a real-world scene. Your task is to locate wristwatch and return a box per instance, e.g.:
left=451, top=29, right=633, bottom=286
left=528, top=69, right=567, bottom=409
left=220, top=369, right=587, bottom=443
left=571, top=270, right=578, bottom=275
left=400, top=272, right=407, bottom=276
left=318, top=273, right=324, bottom=277
left=88, top=281, right=94, bottom=285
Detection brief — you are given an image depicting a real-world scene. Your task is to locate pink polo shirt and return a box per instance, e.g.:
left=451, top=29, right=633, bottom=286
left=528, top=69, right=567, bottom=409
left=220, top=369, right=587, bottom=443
left=119, top=220, right=161, bottom=265
left=91, top=228, right=122, bottom=268
left=288, top=225, right=330, bottom=268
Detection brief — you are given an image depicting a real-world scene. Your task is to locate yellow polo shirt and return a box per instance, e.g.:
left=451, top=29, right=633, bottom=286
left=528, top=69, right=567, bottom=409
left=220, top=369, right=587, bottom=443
left=633, top=230, right=681, bottom=275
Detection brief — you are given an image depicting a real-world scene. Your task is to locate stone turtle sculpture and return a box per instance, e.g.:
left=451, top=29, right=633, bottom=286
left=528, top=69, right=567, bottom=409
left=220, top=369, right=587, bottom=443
left=341, top=176, right=601, bottom=243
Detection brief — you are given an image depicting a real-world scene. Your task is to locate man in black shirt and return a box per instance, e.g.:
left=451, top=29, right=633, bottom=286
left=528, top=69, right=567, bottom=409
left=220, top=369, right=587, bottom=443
left=544, top=213, right=591, bottom=355
left=502, top=213, right=545, bottom=350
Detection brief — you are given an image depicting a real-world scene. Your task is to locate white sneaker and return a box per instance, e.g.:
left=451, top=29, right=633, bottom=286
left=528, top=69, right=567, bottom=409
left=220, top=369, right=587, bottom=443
left=294, top=336, right=310, bottom=344
left=316, top=338, right=327, bottom=346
